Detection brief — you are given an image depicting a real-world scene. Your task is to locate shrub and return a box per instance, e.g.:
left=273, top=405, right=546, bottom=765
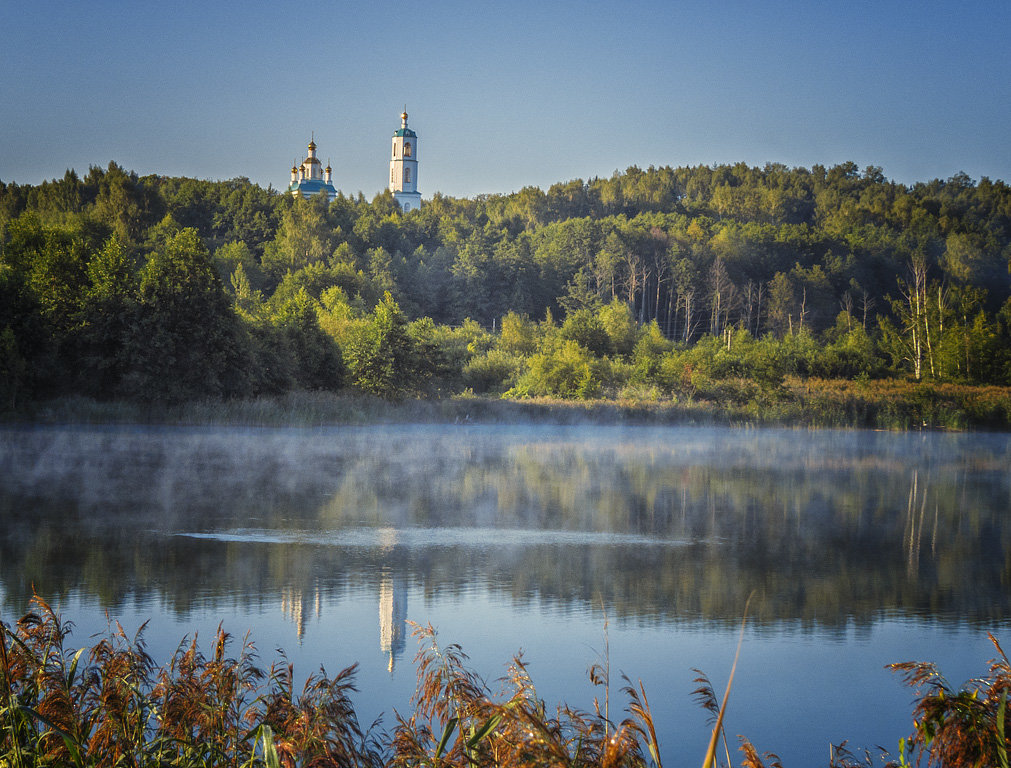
left=463, top=349, right=525, bottom=394
left=511, top=339, right=608, bottom=399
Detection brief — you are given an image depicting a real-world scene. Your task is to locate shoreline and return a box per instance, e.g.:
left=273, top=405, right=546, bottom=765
left=5, top=378, right=1011, bottom=431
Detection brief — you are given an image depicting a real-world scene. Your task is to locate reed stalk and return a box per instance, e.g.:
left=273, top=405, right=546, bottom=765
left=702, top=592, right=752, bottom=768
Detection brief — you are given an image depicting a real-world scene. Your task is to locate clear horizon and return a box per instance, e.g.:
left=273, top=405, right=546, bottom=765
left=2, top=0, right=1009, bottom=197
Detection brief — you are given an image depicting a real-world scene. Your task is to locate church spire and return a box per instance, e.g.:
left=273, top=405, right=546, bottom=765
left=390, top=109, right=421, bottom=212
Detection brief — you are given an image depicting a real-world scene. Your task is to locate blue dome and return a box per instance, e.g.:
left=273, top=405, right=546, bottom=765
left=289, top=179, right=337, bottom=199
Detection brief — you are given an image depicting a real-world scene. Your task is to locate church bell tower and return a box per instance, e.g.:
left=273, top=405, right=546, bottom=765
left=390, top=109, right=422, bottom=212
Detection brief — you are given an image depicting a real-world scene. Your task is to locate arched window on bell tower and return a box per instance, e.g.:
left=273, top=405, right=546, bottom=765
left=405, top=142, right=412, bottom=157
left=404, top=167, right=411, bottom=184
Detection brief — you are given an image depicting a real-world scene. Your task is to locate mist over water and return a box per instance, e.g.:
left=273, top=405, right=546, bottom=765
left=2, top=423, right=1009, bottom=765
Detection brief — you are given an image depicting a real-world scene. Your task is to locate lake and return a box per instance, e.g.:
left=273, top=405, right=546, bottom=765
left=2, top=423, right=1009, bottom=765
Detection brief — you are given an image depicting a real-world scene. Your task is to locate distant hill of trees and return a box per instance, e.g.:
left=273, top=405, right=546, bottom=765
left=1, top=160, right=1010, bottom=411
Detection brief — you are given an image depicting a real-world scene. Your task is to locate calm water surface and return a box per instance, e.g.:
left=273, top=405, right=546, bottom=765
left=2, top=424, right=1009, bottom=765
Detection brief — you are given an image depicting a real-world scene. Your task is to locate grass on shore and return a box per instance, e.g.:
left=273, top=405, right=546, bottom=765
left=5, top=377, right=1011, bottom=430
left=0, top=597, right=672, bottom=768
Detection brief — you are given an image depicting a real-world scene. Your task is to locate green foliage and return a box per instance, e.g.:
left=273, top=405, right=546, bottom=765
left=269, top=288, right=344, bottom=390
left=817, top=322, right=885, bottom=378
left=560, top=308, right=611, bottom=357
left=512, top=339, right=608, bottom=399
left=269, top=260, right=382, bottom=313
left=463, top=349, right=525, bottom=394
left=0, top=248, right=48, bottom=403
left=559, top=268, right=602, bottom=313
left=599, top=298, right=639, bottom=357
left=151, top=175, right=281, bottom=256
left=631, top=321, right=674, bottom=384
left=262, top=195, right=335, bottom=276
left=0, top=326, right=27, bottom=409
left=91, top=162, right=164, bottom=247
left=214, top=240, right=263, bottom=293
left=497, top=311, right=538, bottom=356
left=342, top=292, right=414, bottom=398
left=77, top=235, right=138, bottom=396
left=122, top=229, right=244, bottom=402
left=405, top=317, right=464, bottom=392
left=4, top=159, right=1011, bottom=413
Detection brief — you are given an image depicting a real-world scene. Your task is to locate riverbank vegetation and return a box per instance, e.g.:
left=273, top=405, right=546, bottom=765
left=11, top=380, right=1011, bottom=431
left=2, top=162, right=1010, bottom=427
left=3, top=597, right=1010, bottom=767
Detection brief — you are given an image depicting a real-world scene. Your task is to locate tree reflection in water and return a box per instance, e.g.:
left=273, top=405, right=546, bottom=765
left=1, top=424, right=1009, bottom=632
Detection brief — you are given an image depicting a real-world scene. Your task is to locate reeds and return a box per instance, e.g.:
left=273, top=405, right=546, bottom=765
left=13, top=380, right=1011, bottom=431
left=391, top=623, right=649, bottom=768
left=2, top=600, right=659, bottom=768
left=0, top=596, right=383, bottom=767
left=888, top=631, right=1011, bottom=767
left=6, top=595, right=1007, bottom=767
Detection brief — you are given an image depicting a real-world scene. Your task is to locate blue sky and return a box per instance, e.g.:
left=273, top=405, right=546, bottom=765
left=1, top=0, right=1008, bottom=198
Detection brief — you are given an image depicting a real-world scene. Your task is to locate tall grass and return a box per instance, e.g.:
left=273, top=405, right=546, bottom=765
left=1, top=599, right=659, bottom=768
left=0, top=596, right=383, bottom=768
left=889, top=632, right=1011, bottom=767
left=9, top=380, right=1011, bottom=430
left=4, top=596, right=1009, bottom=767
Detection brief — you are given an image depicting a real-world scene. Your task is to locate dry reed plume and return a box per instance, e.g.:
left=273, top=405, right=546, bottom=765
left=1, top=599, right=658, bottom=768
left=4, top=596, right=1007, bottom=767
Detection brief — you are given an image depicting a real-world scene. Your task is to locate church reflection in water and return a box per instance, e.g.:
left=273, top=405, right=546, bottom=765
left=280, top=582, right=322, bottom=643
left=378, top=528, right=407, bottom=674
left=275, top=537, right=408, bottom=674
left=379, top=568, right=407, bottom=674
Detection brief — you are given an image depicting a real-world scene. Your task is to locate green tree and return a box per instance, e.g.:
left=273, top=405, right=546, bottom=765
left=343, top=292, right=414, bottom=398
left=559, top=308, right=610, bottom=357
left=598, top=298, right=638, bottom=357
left=368, top=246, right=397, bottom=294
left=0, top=325, right=27, bottom=409
left=262, top=195, right=334, bottom=275
left=122, top=229, right=243, bottom=401
left=513, top=339, right=607, bottom=399
left=229, top=262, right=262, bottom=314
left=91, top=162, right=163, bottom=247
left=559, top=269, right=602, bottom=314
left=77, top=235, right=138, bottom=396
left=214, top=240, right=263, bottom=293
left=631, top=320, right=673, bottom=384
left=497, top=311, right=538, bottom=356
left=766, top=271, right=797, bottom=337
left=0, top=254, right=45, bottom=404
left=270, top=288, right=344, bottom=390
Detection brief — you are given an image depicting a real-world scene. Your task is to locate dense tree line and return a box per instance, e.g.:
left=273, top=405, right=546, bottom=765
left=1, top=160, right=1010, bottom=407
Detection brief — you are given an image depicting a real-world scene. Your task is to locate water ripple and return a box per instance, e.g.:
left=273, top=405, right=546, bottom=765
left=172, top=526, right=690, bottom=549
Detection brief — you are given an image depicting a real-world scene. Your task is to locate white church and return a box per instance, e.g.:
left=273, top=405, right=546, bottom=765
left=288, top=110, right=421, bottom=212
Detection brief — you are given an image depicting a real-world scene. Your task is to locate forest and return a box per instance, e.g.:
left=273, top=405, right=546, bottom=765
left=2, top=160, right=1010, bottom=425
